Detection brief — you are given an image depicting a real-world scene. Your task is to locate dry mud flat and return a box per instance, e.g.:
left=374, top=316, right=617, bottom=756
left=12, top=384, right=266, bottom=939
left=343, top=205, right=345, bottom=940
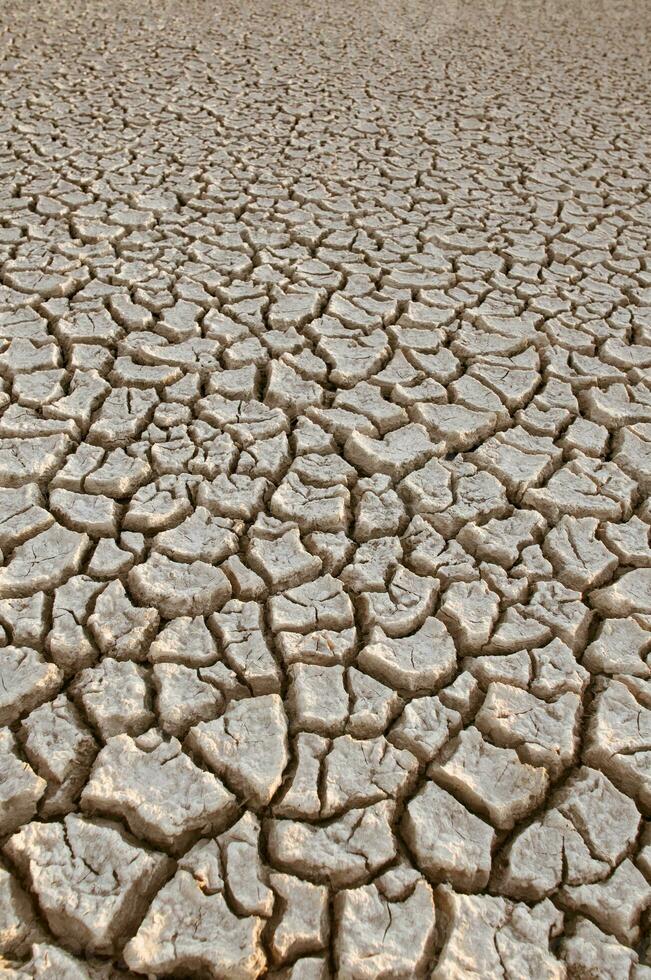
left=0, top=0, right=650, bottom=976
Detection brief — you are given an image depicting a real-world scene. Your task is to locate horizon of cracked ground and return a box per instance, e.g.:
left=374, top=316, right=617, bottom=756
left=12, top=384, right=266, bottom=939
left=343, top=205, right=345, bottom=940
left=0, top=0, right=650, bottom=977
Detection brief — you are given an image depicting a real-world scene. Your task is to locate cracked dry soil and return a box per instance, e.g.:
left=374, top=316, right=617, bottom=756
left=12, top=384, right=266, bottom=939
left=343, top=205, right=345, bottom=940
left=0, top=0, right=650, bottom=976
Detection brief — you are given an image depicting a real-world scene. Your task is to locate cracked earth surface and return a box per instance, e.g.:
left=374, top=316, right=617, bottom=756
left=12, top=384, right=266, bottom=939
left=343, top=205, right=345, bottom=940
left=0, top=0, right=650, bottom=976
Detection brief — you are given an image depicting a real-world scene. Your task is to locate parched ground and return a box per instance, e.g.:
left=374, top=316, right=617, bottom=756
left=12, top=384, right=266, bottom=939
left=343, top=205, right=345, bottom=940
left=0, top=0, right=650, bottom=976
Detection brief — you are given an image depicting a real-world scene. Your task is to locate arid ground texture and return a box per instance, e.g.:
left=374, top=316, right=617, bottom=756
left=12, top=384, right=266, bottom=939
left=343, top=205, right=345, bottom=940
left=0, top=0, right=650, bottom=976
